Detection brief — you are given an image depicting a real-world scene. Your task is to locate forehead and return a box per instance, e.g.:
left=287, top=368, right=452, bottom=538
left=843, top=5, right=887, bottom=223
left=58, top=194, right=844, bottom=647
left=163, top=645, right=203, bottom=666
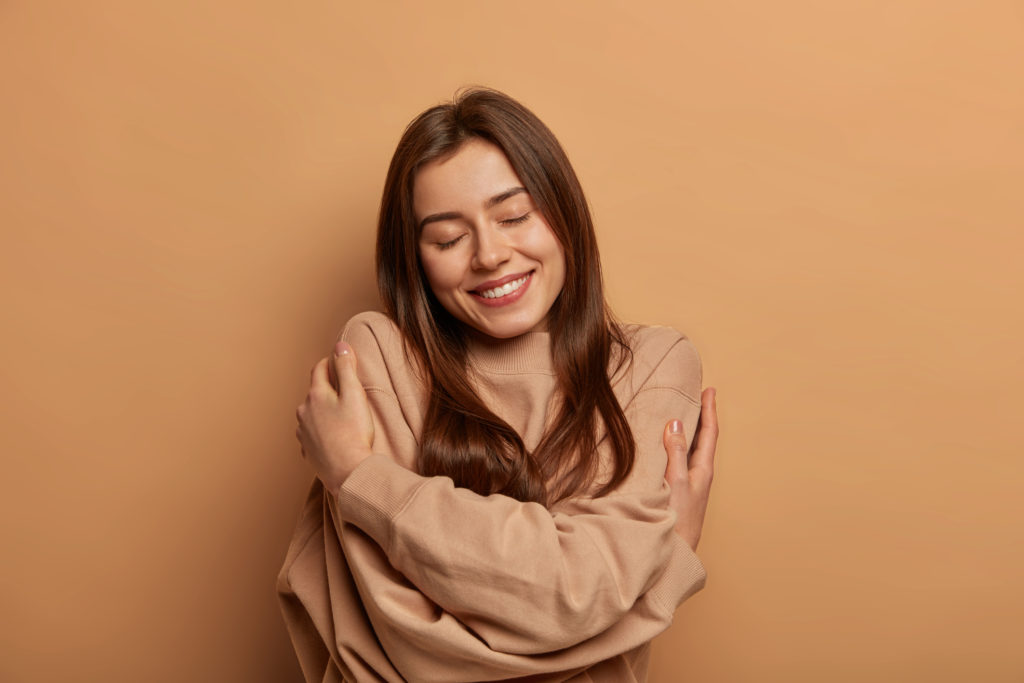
left=412, top=139, right=525, bottom=215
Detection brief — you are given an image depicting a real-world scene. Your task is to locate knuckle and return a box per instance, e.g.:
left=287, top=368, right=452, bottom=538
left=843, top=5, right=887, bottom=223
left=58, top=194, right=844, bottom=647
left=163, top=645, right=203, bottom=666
left=699, top=468, right=714, bottom=488
left=667, top=471, right=688, bottom=487
left=310, top=385, right=332, bottom=401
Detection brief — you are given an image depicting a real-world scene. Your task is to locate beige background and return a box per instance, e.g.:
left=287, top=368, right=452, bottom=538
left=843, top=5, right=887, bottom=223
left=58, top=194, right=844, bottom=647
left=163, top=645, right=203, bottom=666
left=2, top=1, right=1022, bottom=681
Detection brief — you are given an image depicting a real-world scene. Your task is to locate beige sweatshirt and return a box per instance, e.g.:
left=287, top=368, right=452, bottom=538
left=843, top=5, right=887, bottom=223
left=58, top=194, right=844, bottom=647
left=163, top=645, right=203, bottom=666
left=277, top=311, right=706, bottom=683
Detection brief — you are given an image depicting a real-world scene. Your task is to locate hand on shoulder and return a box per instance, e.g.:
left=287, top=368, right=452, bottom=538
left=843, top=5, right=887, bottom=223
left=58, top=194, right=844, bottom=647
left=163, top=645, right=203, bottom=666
left=294, top=340, right=376, bottom=497
left=663, top=386, right=718, bottom=551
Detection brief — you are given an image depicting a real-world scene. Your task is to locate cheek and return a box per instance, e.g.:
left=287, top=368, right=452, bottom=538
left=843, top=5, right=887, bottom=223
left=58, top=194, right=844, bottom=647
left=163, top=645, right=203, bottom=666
left=535, top=227, right=566, bottom=279
left=418, top=251, right=458, bottom=298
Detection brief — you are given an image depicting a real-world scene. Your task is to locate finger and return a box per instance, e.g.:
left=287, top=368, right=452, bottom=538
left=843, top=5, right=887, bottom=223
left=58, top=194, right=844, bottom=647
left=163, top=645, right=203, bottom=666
left=333, top=341, right=365, bottom=397
left=662, top=419, right=690, bottom=485
left=327, top=341, right=341, bottom=392
left=688, top=387, right=719, bottom=482
left=309, top=357, right=335, bottom=398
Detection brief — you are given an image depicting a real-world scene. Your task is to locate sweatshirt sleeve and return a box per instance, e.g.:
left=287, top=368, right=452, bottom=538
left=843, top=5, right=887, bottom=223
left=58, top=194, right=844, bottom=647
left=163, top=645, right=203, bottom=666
left=333, top=315, right=706, bottom=671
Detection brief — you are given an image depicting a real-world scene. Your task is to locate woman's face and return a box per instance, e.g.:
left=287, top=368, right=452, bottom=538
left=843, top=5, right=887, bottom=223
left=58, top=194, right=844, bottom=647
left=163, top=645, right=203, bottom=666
left=414, top=138, right=566, bottom=340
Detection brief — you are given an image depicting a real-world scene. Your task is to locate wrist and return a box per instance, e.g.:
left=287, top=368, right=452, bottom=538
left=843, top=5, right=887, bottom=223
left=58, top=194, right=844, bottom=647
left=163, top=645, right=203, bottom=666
left=330, top=447, right=374, bottom=497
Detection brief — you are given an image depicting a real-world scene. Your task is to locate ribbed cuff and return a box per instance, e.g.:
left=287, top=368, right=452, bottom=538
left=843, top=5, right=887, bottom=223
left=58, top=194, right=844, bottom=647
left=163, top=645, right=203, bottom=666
left=335, top=453, right=429, bottom=554
left=648, top=534, right=707, bottom=614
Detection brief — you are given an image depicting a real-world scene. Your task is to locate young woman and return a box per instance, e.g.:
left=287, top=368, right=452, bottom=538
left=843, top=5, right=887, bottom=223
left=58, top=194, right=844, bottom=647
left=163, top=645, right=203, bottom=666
left=279, top=88, right=719, bottom=683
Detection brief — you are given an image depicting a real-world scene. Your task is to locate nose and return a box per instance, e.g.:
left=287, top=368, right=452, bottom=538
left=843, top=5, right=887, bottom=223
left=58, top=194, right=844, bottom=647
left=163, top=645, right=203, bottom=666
left=471, top=224, right=512, bottom=271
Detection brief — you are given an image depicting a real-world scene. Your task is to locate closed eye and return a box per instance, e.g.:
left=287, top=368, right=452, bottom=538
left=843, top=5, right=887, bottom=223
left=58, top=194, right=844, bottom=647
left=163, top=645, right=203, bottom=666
left=500, top=212, right=531, bottom=226
left=437, top=234, right=465, bottom=250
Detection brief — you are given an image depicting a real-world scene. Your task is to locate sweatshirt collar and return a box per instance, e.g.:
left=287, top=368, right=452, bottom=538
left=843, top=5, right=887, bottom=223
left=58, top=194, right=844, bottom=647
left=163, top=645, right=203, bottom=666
left=465, top=330, right=555, bottom=375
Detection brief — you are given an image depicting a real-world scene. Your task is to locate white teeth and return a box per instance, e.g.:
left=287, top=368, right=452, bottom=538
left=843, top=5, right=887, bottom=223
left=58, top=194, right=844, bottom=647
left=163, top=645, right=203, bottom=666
left=478, top=274, right=529, bottom=299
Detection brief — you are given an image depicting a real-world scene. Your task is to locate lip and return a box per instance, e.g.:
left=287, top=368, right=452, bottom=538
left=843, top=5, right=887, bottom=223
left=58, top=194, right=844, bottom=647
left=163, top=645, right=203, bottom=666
left=470, top=270, right=534, bottom=293
left=468, top=271, right=534, bottom=307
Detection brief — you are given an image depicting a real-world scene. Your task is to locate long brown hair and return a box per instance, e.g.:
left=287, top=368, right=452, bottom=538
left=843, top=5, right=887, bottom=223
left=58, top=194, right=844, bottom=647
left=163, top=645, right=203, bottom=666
left=376, top=87, right=633, bottom=505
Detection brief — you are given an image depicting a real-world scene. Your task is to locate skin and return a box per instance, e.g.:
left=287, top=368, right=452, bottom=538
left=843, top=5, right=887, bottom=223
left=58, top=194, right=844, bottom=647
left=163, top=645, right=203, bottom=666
left=294, top=342, right=374, bottom=498
left=295, top=140, right=720, bottom=550
left=413, top=138, right=566, bottom=339
left=664, top=387, right=718, bottom=550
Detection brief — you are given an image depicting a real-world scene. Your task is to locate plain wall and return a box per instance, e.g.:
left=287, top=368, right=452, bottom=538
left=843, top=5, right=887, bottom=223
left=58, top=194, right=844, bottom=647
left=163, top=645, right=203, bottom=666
left=2, top=1, right=1022, bottom=681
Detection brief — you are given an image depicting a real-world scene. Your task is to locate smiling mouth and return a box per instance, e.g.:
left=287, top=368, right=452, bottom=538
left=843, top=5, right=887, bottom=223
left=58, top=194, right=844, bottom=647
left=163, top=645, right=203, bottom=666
left=472, top=272, right=533, bottom=299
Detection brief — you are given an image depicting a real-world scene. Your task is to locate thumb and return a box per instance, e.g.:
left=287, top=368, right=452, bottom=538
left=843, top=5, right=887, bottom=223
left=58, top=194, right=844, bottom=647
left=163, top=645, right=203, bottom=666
left=333, top=341, right=363, bottom=395
left=663, top=419, right=689, bottom=485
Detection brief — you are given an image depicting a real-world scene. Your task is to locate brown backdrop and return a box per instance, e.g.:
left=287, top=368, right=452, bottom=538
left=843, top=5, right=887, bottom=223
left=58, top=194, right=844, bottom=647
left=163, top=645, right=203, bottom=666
left=2, top=1, right=1022, bottom=681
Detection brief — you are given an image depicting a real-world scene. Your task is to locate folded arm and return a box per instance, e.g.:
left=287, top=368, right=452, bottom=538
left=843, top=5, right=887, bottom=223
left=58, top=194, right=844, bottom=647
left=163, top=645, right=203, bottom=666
left=328, top=315, right=706, bottom=665
left=334, top=501, right=703, bottom=682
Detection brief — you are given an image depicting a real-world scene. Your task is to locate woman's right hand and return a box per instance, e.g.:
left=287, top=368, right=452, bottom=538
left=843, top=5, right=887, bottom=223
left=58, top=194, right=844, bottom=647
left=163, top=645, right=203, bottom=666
left=663, top=387, right=718, bottom=551
left=295, top=341, right=376, bottom=497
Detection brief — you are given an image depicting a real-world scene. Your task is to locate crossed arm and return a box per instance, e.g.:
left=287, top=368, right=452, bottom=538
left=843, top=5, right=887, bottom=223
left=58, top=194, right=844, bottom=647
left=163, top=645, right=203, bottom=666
left=293, top=321, right=719, bottom=678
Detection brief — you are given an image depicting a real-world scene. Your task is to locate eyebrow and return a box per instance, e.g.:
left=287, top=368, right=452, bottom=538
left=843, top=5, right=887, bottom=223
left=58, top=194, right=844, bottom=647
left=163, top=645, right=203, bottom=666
left=418, top=186, right=528, bottom=231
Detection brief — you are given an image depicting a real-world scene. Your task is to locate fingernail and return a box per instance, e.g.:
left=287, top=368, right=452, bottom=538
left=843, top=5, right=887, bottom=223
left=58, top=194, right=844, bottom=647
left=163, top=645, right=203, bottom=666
left=334, top=341, right=351, bottom=356
left=669, top=419, right=683, bottom=434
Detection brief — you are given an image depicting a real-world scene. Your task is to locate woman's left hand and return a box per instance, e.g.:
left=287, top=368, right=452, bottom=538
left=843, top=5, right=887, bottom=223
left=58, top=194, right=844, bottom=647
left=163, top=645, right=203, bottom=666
left=295, top=341, right=375, bottom=496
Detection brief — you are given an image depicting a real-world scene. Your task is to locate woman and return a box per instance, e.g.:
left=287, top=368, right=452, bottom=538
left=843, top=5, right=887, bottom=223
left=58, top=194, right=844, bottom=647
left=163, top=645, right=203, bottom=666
left=279, top=88, right=719, bottom=683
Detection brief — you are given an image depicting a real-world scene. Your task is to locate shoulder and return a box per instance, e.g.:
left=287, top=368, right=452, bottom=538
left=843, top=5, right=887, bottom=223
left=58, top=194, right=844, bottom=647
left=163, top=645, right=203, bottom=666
left=617, top=323, right=702, bottom=405
left=336, top=311, right=419, bottom=396
left=338, top=310, right=403, bottom=355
